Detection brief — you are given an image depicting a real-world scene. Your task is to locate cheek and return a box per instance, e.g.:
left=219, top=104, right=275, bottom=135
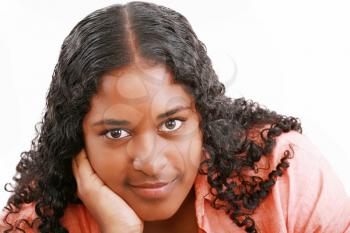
left=85, top=139, right=127, bottom=185
left=177, top=128, right=203, bottom=175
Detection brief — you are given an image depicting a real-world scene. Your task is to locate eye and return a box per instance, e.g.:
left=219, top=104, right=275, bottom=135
left=159, top=118, right=185, bottom=132
left=104, top=129, right=130, bottom=140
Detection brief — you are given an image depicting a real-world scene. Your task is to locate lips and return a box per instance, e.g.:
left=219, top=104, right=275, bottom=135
left=130, top=182, right=170, bottom=189
left=129, top=178, right=178, bottom=199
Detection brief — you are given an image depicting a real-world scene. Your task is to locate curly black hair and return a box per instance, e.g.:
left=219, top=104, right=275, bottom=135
left=2, top=2, right=302, bottom=233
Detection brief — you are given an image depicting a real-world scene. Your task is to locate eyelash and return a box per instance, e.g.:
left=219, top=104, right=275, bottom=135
left=101, top=117, right=186, bottom=140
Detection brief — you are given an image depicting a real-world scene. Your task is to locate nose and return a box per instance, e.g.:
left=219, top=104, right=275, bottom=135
left=133, top=155, right=167, bottom=177
left=130, top=132, right=168, bottom=177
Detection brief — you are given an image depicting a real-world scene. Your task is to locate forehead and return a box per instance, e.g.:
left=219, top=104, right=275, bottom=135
left=86, top=63, right=195, bottom=121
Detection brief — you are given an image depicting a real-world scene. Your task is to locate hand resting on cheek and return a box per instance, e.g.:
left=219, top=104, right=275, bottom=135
left=72, top=149, right=144, bottom=233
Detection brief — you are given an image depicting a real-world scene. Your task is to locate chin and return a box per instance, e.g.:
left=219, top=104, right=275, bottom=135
left=136, top=204, right=179, bottom=221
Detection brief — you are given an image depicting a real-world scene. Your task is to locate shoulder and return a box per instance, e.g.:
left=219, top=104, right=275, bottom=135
left=0, top=202, right=38, bottom=232
left=245, top=125, right=334, bottom=179
left=247, top=126, right=349, bottom=208
left=248, top=127, right=350, bottom=232
left=1, top=203, right=100, bottom=233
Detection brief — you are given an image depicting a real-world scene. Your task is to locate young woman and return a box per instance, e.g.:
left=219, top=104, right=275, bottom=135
left=1, top=2, right=349, bottom=233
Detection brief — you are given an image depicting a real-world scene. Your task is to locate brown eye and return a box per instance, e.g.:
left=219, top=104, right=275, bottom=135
left=159, top=118, right=185, bottom=132
left=105, top=129, right=130, bottom=139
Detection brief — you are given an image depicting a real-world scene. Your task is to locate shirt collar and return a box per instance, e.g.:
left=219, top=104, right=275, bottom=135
left=194, top=173, right=212, bottom=233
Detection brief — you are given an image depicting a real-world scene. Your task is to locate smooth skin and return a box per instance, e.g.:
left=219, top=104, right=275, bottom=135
left=72, top=59, right=205, bottom=233
left=72, top=149, right=143, bottom=233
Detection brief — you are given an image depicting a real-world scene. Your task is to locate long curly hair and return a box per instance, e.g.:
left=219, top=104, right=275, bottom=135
left=2, top=2, right=302, bottom=233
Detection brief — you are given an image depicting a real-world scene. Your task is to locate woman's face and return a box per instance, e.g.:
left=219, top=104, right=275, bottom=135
left=82, top=61, right=204, bottom=221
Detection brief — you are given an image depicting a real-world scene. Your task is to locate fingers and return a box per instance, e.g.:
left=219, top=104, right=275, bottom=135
left=73, top=149, right=94, bottom=177
left=72, top=149, right=86, bottom=184
left=72, top=149, right=103, bottom=198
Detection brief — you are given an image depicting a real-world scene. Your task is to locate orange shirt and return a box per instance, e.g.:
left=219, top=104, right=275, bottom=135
left=1, top=131, right=350, bottom=232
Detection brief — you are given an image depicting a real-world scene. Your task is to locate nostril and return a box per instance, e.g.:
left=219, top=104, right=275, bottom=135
left=132, top=156, right=168, bottom=176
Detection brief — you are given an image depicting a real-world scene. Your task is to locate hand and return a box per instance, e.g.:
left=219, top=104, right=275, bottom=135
left=72, top=149, right=144, bottom=233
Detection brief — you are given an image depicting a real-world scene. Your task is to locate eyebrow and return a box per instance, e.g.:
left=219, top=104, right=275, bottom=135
left=92, top=105, right=191, bottom=127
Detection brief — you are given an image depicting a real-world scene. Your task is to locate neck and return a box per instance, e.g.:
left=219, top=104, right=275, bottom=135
left=143, top=186, right=198, bottom=233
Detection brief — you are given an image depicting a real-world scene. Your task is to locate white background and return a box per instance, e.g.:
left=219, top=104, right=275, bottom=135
left=1, top=0, right=349, bottom=208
